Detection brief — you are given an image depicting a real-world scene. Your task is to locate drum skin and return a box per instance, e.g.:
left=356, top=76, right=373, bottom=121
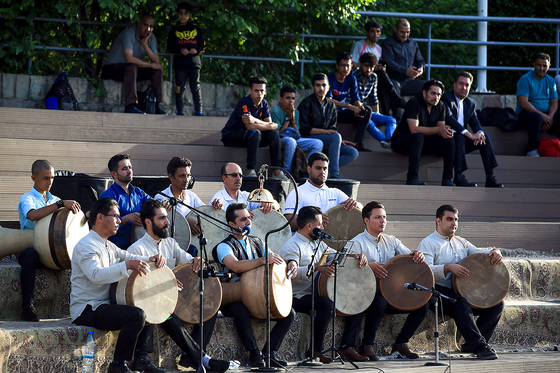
left=250, top=209, right=292, bottom=254
left=187, top=206, right=229, bottom=259
left=323, top=206, right=364, bottom=251
left=33, top=209, right=89, bottom=269
left=115, top=262, right=178, bottom=324
left=133, top=208, right=191, bottom=250
left=173, top=263, right=222, bottom=324
left=453, top=253, right=510, bottom=309
left=318, top=256, right=376, bottom=316
left=379, top=254, right=434, bottom=312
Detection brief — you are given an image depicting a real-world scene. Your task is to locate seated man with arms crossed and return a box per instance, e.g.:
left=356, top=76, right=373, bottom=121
left=212, top=203, right=295, bottom=368
left=128, top=199, right=234, bottom=372
left=71, top=198, right=166, bottom=373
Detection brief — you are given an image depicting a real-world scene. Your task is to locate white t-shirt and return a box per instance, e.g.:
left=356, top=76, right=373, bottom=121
left=155, top=185, right=204, bottom=217
left=283, top=180, right=349, bottom=215
left=351, top=39, right=382, bottom=63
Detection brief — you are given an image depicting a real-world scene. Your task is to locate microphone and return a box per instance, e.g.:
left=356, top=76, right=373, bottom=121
left=242, top=226, right=251, bottom=235
left=202, top=267, right=232, bottom=279
left=404, top=282, right=422, bottom=291
left=312, top=228, right=333, bottom=241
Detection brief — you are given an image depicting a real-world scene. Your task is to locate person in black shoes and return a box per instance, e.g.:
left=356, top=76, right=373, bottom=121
left=442, top=71, right=503, bottom=188
left=213, top=203, right=295, bottom=368
left=17, top=159, right=81, bottom=322
left=419, top=205, right=503, bottom=360
left=391, top=80, right=455, bottom=186
left=71, top=198, right=166, bottom=373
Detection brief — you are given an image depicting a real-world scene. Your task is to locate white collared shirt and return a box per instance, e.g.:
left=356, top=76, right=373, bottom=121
left=155, top=185, right=204, bottom=217
left=128, top=232, right=193, bottom=269
left=209, top=187, right=261, bottom=211
left=283, top=180, right=348, bottom=215
left=345, top=229, right=411, bottom=263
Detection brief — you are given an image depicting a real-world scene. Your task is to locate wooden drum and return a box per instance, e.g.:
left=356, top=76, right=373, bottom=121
left=318, top=256, right=376, bottom=316
left=173, top=263, right=222, bottom=324
left=114, top=262, right=178, bottom=324
left=133, top=208, right=191, bottom=250
left=221, top=262, right=293, bottom=319
left=453, top=253, right=510, bottom=309
left=379, top=254, right=434, bottom=312
left=323, top=206, right=363, bottom=251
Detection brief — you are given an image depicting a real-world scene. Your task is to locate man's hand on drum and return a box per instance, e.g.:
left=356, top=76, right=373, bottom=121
left=122, top=212, right=142, bottom=226
left=354, top=254, right=368, bottom=268
left=489, top=249, right=503, bottom=265
left=188, top=218, right=202, bottom=236
left=317, top=264, right=335, bottom=278
left=445, top=263, right=469, bottom=278
left=340, top=198, right=358, bottom=211
left=150, top=254, right=166, bottom=268
left=321, top=213, right=329, bottom=226
left=126, top=259, right=151, bottom=276
left=190, top=256, right=204, bottom=273
left=260, top=202, right=273, bottom=214
left=175, top=279, right=184, bottom=291
left=369, top=261, right=388, bottom=279
left=265, top=252, right=284, bottom=266
left=211, top=198, right=223, bottom=210
left=410, top=250, right=425, bottom=263
left=163, top=200, right=172, bottom=211
left=63, top=200, right=81, bottom=214
left=286, top=260, right=298, bottom=279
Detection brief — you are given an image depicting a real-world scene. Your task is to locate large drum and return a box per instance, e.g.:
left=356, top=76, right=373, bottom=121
left=323, top=206, right=364, bottom=251
left=132, top=208, right=191, bottom=250
left=221, top=262, right=292, bottom=319
left=379, top=254, right=434, bottom=312
left=318, top=256, right=376, bottom=316
left=187, top=206, right=229, bottom=259
left=250, top=209, right=292, bottom=254
left=173, top=263, right=222, bottom=324
left=453, top=253, right=510, bottom=309
left=114, top=262, right=178, bottom=324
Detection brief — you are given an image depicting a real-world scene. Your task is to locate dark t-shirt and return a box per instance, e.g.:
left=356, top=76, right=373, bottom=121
left=393, top=95, right=446, bottom=138
left=221, top=95, right=271, bottom=138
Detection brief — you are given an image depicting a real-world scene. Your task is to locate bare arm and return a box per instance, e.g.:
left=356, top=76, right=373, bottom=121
left=27, top=200, right=81, bottom=221
left=123, top=49, right=162, bottom=70
left=407, top=118, right=453, bottom=138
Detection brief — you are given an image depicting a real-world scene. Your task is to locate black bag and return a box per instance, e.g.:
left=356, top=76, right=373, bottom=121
left=45, top=72, right=80, bottom=110
left=137, top=85, right=156, bottom=114
left=290, top=145, right=309, bottom=182
left=477, top=107, right=519, bottom=131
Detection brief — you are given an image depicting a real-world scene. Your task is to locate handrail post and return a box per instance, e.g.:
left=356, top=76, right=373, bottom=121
left=476, top=0, right=489, bottom=92
left=427, top=21, right=432, bottom=80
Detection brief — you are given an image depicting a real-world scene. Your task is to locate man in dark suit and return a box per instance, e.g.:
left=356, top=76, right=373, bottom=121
left=442, top=72, right=503, bottom=188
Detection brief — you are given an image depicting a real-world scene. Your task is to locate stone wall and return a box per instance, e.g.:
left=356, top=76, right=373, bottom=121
left=0, top=72, right=515, bottom=116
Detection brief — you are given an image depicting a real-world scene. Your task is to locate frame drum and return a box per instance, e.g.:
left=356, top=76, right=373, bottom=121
left=173, top=263, right=222, bottom=324
left=323, top=206, right=363, bottom=251
left=114, top=262, right=178, bottom=324
left=250, top=209, right=292, bottom=254
left=33, top=209, right=89, bottom=269
left=221, top=262, right=293, bottom=319
left=453, top=253, right=510, bottom=309
left=379, top=254, right=434, bottom=312
left=187, top=206, right=229, bottom=259
left=132, top=208, right=191, bottom=250
left=318, top=256, right=376, bottom=316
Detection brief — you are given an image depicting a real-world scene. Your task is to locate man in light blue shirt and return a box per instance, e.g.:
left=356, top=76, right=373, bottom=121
left=516, top=52, right=560, bottom=156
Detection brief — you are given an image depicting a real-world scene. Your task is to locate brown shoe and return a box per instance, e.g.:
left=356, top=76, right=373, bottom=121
left=391, top=343, right=419, bottom=359
left=339, top=347, right=369, bottom=362
left=360, top=345, right=379, bottom=361
left=305, top=350, right=333, bottom=364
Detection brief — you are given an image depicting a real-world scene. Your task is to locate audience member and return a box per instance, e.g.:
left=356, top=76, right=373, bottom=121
left=298, top=73, right=359, bottom=178
left=167, top=2, right=206, bottom=116
left=516, top=52, right=560, bottom=156
left=101, top=14, right=166, bottom=114
left=391, top=80, right=455, bottom=186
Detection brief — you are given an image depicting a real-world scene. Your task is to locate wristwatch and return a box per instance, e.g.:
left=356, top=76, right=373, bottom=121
left=56, top=200, right=64, bottom=209
left=284, top=116, right=290, bottom=122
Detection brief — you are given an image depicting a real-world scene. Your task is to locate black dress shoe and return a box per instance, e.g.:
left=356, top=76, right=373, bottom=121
left=208, top=359, right=230, bottom=373
left=476, top=345, right=498, bottom=360
left=406, top=178, right=427, bottom=186
left=441, top=178, right=456, bottom=187
left=21, top=303, right=39, bottom=322
left=124, top=105, right=146, bottom=114
left=485, top=175, right=504, bottom=188
left=267, top=351, right=288, bottom=367
left=454, top=174, right=477, bottom=187
left=460, top=343, right=473, bottom=353
left=249, top=349, right=265, bottom=368
left=108, top=362, right=134, bottom=373
left=155, top=106, right=167, bottom=115
left=130, top=359, right=166, bottom=372
left=355, top=143, right=372, bottom=152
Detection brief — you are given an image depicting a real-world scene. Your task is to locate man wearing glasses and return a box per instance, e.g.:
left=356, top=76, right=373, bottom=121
left=210, top=162, right=273, bottom=214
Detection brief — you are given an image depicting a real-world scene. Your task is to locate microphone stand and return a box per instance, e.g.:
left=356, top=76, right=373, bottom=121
left=405, top=283, right=456, bottom=367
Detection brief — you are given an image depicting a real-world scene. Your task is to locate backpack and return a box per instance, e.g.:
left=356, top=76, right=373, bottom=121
left=290, top=145, right=309, bottom=182
left=538, top=138, right=560, bottom=157
left=137, top=85, right=156, bottom=114
left=45, top=72, right=80, bottom=110
left=477, top=107, right=518, bottom=131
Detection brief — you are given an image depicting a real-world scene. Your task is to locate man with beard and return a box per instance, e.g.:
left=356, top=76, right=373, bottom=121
left=128, top=199, right=236, bottom=372
left=100, top=153, right=151, bottom=249
left=283, top=152, right=361, bottom=231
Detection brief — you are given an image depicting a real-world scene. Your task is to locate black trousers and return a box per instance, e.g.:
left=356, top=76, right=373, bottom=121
left=343, top=293, right=429, bottom=347
left=101, top=63, right=163, bottom=106
left=18, top=247, right=40, bottom=304
left=221, top=129, right=282, bottom=170
left=74, top=304, right=153, bottom=361
left=433, top=285, right=503, bottom=350
left=454, top=132, right=498, bottom=176
left=174, top=67, right=202, bottom=113
left=220, top=301, right=295, bottom=352
left=291, top=294, right=334, bottom=351
left=391, top=132, right=455, bottom=181
left=159, top=313, right=217, bottom=367
left=518, top=110, right=560, bottom=152
left=337, top=106, right=372, bottom=144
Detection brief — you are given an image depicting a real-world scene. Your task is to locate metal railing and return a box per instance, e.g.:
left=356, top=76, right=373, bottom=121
left=2, top=11, right=560, bottom=86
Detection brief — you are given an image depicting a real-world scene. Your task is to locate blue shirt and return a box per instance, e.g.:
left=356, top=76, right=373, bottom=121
left=326, top=72, right=360, bottom=110
left=216, top=239, right=254, bottom=263
left=18, top=188, right=61, bottom=230
left=221, top=95, right=271, bottom=138
left=99, top=182, right=151, bottom=247
left=516, top=71, right=558, bottom=114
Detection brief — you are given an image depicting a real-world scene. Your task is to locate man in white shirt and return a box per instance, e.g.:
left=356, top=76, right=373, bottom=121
left=343, top=201, right=427, bottom=361
left=128, top=199, right=232, bottom=372
left=71, top=198, right=166, bottom=373
left=418, top=204, right=503, bottom=360
left=283, top=152, right=361, bottom=231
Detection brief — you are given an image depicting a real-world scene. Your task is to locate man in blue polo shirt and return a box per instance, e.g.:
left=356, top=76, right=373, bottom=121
left=100, top=153, right=150, bottom=249
left=221, top=76, right=283, bottom=177
left=516, top=52, right=560, bottom=156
